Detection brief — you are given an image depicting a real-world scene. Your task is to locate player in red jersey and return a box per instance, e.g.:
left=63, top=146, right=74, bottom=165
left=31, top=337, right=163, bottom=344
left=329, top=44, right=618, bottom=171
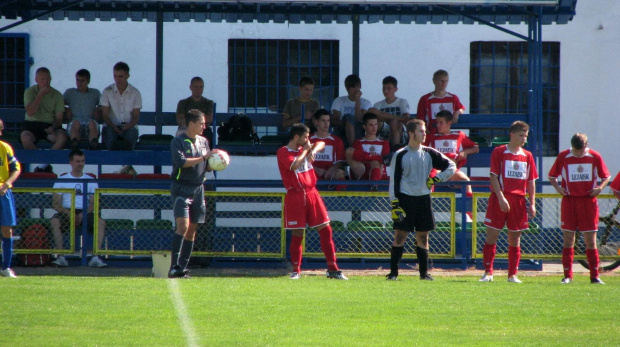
left=416, top=70, right=465, bottom=135
left=277, top=123, right=348, bottom=280
left=345, top=113, right=390, bottom=189
left=610, top=172, right=620, bottom=200
left=548, top=133, right=610, bottom=284
left=424, top=110, right=479, bottom=197
left=479, top=121, right=538, bottom=283
left=309, top=109, right=347, bottom=186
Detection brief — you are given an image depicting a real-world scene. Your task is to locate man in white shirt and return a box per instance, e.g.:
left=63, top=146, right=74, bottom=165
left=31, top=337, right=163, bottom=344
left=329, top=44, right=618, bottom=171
left=50, top=149, right=107, bottom=268
left=100, top=62, right=142, bottom=150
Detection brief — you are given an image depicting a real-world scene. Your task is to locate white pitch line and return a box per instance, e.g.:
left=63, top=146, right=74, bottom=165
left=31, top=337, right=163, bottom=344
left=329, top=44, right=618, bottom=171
left=167, top=279, right=199, bottom=347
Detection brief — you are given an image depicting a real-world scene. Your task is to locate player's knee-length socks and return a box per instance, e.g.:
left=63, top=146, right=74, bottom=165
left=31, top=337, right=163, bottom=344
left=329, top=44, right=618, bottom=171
left=482, top=243, right=496, bottom=275
left=416, top=246, right=429, bottom=277
left=390, top=246, right=404, bottom=275
left=2, top=237, right=13, bottom=270
left=170, top=233, right=184, bottom=269
left=290, top=235, right=303, bottom=273
left=562, top=247, right=574, bottom=279
left=179, top=239, right=194, bottom=271
left=318, top=225, right=339, bottom=271
left=586, top=248, right=600, bottom=279
left=508, top=246, right=521, bottom=277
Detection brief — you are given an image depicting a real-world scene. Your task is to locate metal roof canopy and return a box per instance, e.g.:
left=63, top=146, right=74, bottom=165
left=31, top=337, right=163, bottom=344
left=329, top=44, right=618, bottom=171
left=1, top=1, right=576, bottom=25
left=0, top=1, right=578, bottom=175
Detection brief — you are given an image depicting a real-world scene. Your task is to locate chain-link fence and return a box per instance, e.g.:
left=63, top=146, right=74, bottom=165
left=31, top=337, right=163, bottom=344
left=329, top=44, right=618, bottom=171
left=12, top=188, right=76, bottom=255
left=472, top=193, right=620, bottom=260
left=305, top=192, right=456, bottom=259
left=96, top=189, right=285, bottom=257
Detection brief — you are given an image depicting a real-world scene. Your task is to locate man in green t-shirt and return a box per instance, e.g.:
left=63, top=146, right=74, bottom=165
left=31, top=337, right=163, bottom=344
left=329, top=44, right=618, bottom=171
left=22, top=67, right=68, bottom=149
left=176, top=77, right=214, bottom=144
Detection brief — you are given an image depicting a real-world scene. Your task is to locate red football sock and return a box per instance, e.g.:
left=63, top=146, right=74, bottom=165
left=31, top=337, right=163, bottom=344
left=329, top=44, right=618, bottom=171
left=290, top=235, right=304, bottom=273
left=508, top=246, right=521, bottom=277
left=318, top=225, right=339, bottom=271
left=483, top=243, right=496, bottom=275
left=586, top=248, right=600, bottom=279
left=370, top=167, right=382, bottom=181
left=562, top=247, right=574, bottom=279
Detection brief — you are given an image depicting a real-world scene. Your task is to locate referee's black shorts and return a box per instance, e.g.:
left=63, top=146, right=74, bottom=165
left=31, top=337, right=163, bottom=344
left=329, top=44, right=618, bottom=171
left=393, top=194, right=435, bottom=232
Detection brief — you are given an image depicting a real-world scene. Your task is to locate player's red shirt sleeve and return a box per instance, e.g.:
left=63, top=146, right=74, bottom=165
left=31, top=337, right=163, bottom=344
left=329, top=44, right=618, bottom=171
left=489, top=146, right=503, bottom=177
left=594, top=150, right=610, bottom=180
left=334, top=136, right=346, bottom=164
left=610, top=172, right=620, bottom=193
left=416, top=95, right=427, bottom=122
left=527, top=152, right=539, bottom=181
left=381, top=139, right=390, bottom=157
left=453, top=94, right=465, bottom=111
left=460, top=133, right=477, bottom=150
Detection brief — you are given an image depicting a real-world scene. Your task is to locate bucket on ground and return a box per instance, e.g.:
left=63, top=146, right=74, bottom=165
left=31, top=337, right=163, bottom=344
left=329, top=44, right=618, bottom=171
left=152, top=253, right=170, bottom=278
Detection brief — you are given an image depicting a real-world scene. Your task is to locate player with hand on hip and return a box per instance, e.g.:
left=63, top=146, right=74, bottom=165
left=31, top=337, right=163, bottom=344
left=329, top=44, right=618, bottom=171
left=386, top=119, right=456, bottom=281
left=480, top=121, right=538, bottom=283
left=548, top=133, right=610, bottom=284
left=277, top=123, right=347, bottom=280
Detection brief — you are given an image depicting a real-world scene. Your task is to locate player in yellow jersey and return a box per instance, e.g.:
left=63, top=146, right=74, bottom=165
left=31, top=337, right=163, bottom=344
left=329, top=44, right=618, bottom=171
left=0, top=119, right=21, bottom=278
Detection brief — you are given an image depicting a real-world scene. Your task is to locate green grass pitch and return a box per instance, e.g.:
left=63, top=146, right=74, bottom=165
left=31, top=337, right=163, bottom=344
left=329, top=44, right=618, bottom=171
left=2, top=274, right=619, bottom=346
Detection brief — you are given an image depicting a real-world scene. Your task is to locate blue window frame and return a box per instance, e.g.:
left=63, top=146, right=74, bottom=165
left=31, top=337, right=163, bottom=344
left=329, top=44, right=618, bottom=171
left=0, top=33, right=30, bottom=109
left=470, top=41, right=560, bottom=155
left=228, top=39, right=339, bottom=114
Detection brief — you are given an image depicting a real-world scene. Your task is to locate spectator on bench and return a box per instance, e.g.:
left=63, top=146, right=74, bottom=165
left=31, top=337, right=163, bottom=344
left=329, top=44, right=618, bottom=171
left=417, top=69, right=465, bottom=135
left=346, top=112, right=390, bottom=190
left=51, top=149, right=107, bottom=268
left=22, top=67, right=68, bottom=150
left=368, top=76, right=411, bottom=151
left=64, top=69, right=102, bottom=150
left=424, top=110, right=479, bottom=197
left=309, top=109, right=347, bottom=189
left=100, top=62, right=142, bottom=150
left=282, top=76, right=320, bottom=132
left=176, top=76, right=214, bottom=145
left=331, top=74, right=373, bottom=147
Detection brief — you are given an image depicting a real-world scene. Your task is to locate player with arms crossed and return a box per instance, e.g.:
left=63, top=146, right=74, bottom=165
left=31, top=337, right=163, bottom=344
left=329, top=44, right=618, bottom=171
left=480, top=121, right=538, bottom=283
left=168, top=109, right=221, bottom=278
left=548, top=133, right=610, bottom=284
left=277, top=123, right=348, bottom=280
left=309, top=109, right=347, bottom=187
left=386, top=119, right=456, bottom=281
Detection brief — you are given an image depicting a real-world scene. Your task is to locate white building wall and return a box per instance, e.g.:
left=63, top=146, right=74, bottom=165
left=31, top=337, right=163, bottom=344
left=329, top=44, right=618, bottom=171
left=1, top=0, right=619, bottom=177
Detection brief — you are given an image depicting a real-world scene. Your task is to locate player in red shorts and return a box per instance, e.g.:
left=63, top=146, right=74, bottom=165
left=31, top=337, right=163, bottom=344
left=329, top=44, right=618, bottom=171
left=345, top=113, right=390, bottom=190
left=610, top=172, right=620, bottom=200
left=416, top=69, right=465, bottom=135
left=424, top=110, right=479, bottom=197
left=480, top=121, right=538, bottom=283
left=548, top=133, right=610, bottom=284
left=309, top=109, right=347, bottom=187
left=277, top=123, right=348, bottom=280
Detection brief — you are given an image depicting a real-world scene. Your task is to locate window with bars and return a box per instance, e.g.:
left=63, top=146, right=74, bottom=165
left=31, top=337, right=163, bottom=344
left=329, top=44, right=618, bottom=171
left=228, top=39, right=339, bottom=114
left=0, top=33, right=30, bottom=109
left=470, top=41, right=560, bottom=155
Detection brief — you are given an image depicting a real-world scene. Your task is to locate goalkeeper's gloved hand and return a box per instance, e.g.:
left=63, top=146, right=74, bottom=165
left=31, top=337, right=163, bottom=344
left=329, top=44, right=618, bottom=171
left=426, top=176, right=441, bottom=189
left=391, top=200, right=406, bottom=223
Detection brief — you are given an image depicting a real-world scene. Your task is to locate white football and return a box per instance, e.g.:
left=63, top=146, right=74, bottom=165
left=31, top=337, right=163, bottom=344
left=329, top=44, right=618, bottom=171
left=208, top=150, right=230, bottom=171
